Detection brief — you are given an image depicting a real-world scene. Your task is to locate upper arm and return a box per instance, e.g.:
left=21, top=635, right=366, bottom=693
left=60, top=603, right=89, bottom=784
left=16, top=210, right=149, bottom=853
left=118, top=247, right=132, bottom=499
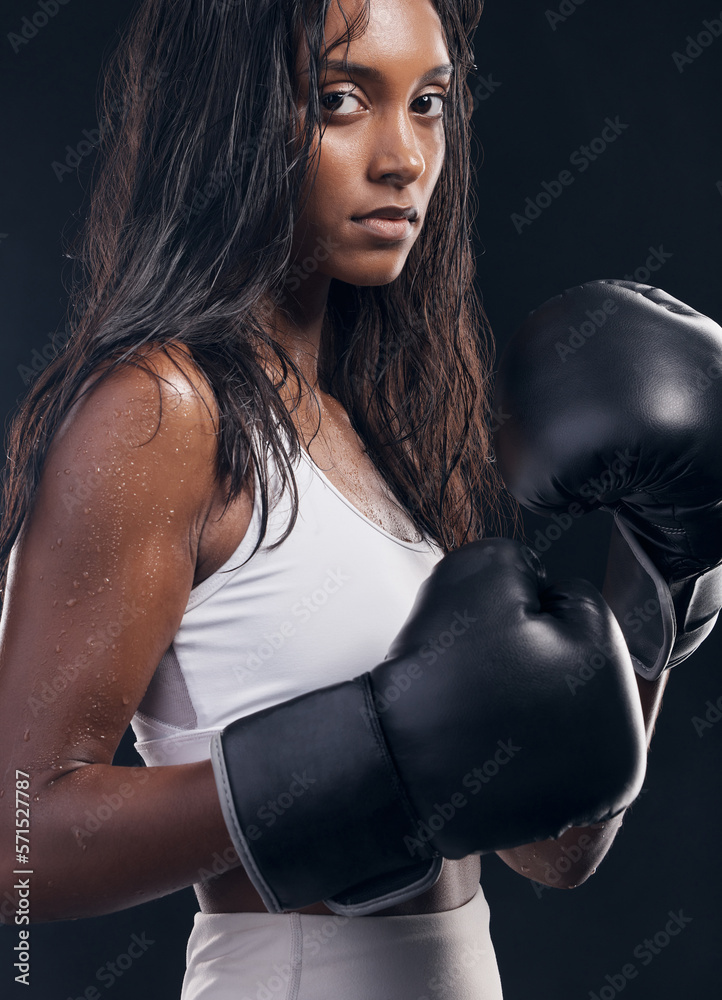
left=0, top=344, right=220, bottom=778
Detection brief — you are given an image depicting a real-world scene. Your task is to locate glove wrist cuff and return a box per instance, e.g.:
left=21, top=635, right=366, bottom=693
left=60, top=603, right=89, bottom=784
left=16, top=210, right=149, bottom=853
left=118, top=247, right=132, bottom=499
left=602, top=512, right=721, bottom=679
left=211, top=676, right=439, bottom=914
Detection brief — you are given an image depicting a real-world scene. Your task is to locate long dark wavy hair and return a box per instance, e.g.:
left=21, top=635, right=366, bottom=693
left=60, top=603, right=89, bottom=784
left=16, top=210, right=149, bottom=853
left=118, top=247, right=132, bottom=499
left=0, top=0, right=521, bottom=604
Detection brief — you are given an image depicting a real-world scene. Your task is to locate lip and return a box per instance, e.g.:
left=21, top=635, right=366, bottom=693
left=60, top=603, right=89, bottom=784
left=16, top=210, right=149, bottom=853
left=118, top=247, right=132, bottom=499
left=353, top=205, right=418, bottom=220
left=351, top=216, right=414, bottom=241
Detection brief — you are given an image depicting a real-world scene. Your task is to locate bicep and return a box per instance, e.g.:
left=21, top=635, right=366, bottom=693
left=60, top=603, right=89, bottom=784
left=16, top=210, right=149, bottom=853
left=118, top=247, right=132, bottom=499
left=0, top=350, right=219, bottom=775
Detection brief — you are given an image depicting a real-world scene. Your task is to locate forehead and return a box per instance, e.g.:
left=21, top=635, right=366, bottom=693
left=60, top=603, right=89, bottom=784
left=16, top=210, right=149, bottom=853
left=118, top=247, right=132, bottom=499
left=294, top=0, right=451, bottom=82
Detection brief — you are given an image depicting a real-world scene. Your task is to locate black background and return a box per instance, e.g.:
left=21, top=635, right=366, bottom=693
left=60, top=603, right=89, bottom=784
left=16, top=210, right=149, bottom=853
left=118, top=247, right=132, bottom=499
left=1, top=0, right=720, bottom=997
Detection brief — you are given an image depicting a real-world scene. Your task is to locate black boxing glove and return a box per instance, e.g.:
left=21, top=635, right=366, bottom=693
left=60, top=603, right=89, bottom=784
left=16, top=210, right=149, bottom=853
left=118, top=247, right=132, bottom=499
left=211, top=538, right=646, bottom=915
left=493, top=279, right=722, bottom=680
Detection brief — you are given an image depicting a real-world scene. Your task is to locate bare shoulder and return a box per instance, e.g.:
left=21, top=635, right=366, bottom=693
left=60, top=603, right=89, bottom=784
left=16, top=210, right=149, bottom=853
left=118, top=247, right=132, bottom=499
left=50, top=340, right=223, bottom=523
left=56, top=340, right=220, bottom=445
left=0, top=342, right=229, bottom=773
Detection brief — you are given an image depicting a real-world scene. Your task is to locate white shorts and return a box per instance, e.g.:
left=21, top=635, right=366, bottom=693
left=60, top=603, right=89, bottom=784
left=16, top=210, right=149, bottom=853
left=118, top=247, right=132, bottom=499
left=180, top=883, right=504, bottom=1000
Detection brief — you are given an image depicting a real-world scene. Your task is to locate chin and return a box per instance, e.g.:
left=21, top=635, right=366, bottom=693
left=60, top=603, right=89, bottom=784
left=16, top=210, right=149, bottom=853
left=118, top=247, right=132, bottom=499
left=339, top=261, right=409, bottom=287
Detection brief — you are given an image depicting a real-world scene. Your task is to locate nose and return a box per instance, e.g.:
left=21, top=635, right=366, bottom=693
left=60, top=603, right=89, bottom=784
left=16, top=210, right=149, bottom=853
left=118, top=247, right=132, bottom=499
left=367, top=108, right=427, bottom=186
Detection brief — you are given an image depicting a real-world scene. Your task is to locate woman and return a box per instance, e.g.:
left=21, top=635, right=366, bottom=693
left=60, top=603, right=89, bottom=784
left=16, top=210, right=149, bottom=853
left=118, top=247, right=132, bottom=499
left=0, top=1, right=665, bottom=997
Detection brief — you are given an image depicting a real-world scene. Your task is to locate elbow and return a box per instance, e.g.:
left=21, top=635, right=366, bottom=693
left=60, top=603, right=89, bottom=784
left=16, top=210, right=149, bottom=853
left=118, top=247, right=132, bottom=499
left=528, top=822, right=619, bottom=891
left=535, top=859, right=598, bottom=891
left=550, top=866, right=597, bottom=890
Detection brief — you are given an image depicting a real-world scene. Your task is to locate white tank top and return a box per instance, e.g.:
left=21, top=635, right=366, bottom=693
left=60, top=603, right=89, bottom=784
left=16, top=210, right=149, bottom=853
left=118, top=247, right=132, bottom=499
left=130, top=431, right=445, bottom=766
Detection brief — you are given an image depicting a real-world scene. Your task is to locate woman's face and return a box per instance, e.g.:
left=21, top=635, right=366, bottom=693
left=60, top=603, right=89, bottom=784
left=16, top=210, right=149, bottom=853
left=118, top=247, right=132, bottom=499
left=292, top=0, right=452, bottom=289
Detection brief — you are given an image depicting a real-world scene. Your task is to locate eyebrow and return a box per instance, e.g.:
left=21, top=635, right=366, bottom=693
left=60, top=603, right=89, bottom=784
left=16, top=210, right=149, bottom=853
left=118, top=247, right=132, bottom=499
left=303, top=60, right=454, bottom=87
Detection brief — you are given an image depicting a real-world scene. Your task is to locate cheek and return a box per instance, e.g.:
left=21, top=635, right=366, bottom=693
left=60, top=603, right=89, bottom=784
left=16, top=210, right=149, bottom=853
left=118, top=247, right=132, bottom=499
left=317, top=133, right=362, bottom=200
left=302, top=137, right=359, bottom=225
left=429, top=132, right=446, bottom=179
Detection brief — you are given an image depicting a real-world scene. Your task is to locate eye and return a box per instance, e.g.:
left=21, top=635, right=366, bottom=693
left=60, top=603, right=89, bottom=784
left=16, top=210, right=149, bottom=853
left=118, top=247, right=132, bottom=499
left=320, top=88, right=363, bottom=115
left=411, top=93, right=448, bottom=118
left=320, top=89, right=449, bottom=118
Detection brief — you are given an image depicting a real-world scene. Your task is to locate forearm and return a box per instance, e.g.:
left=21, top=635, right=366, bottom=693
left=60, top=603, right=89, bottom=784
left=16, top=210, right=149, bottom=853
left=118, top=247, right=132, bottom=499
left=0, top=759, right=242, bottom=923
left=496, top=667, right=669, bottom=888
